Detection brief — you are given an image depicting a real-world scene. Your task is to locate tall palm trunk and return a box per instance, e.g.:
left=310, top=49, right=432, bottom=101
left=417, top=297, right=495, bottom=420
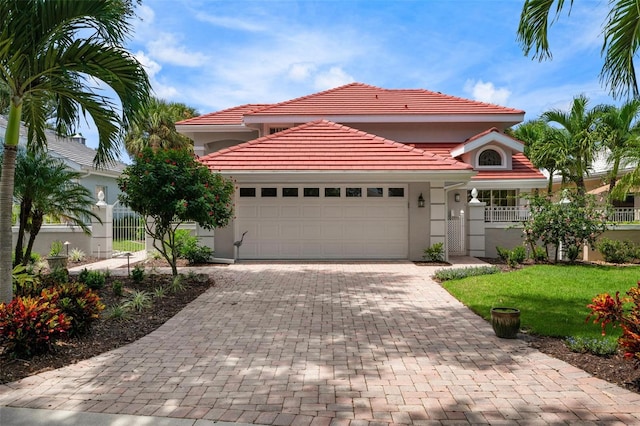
left=0, top=103, right=22, bottom=303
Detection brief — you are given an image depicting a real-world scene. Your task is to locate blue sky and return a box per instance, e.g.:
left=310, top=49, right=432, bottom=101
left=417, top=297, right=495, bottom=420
left=82, top=0, right=612, bottom=157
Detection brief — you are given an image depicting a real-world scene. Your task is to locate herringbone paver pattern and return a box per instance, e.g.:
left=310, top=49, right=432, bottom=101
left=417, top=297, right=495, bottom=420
left=1, top=261, right=640, bottom=425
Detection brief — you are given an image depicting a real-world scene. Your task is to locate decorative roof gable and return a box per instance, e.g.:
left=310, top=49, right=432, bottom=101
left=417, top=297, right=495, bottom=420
left=450, top=128, right=525, bottom=157
left=198, top=120, right=473, bottom=172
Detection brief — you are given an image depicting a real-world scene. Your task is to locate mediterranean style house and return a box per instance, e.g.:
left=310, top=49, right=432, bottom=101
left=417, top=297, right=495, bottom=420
left=176, top=83, right=546, bottom=261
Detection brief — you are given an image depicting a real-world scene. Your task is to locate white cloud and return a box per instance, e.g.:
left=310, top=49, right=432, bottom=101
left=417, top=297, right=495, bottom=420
left=147, top=33, right=209, bottom=67
left=314, top=67, right=355, bottom=90
left=288, top=63, right=317, bottom=82
left=195, top=12, right=266, bottom=32
left=134, top=51, right=161, bottom=78
left=464, top=80, right=511, bottom=106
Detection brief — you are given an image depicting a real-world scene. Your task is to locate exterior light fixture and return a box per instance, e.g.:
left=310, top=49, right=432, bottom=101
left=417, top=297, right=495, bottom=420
left=63, top=241, right=70, bottom=256
left=454, top=193, right=461, bottom=203
left=418, top=193, right=425, bottom=208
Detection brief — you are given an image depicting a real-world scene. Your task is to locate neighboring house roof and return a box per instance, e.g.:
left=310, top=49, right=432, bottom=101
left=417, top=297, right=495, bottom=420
left=176, top=104, right=272, bottom=126
left=0, top=115, right=127, bottom=174
left=244, top=83, right=524, bottom=121
left=199, top=120, right=474, bottom=172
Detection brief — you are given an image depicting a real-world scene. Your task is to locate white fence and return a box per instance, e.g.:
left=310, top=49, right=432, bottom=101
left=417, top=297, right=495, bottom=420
left=484, top=206, right=640, bottom=224
left=484, top=206, right=530, bottom=223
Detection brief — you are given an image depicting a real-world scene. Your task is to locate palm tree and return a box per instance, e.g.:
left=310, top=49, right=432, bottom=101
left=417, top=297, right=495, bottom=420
left=510, top=120, right=572, bottom=194
left=0, top=0, right=150, bottom=302
left=124, top=97, right=199, bottom=157
left=597, top=100, right=640, bottom=195
left=542, top=95, right=608, bottom=193
left=12, top=152, right=99, bottom=266
left=518, top=0, right=640, bottom=98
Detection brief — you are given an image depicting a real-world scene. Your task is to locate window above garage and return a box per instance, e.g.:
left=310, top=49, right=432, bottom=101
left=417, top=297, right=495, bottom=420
left=237, top=185, right=407, bottom=199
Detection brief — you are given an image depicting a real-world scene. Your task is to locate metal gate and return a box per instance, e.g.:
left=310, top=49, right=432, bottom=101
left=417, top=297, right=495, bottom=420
left=447, top=210, right=465, bottom=256
left=112, top=200, right=145, bottom=254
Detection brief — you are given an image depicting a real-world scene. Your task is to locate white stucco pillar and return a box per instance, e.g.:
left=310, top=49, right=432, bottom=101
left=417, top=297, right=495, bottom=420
left=467, top=189, right=486, bottom=258
left=429, top=183, right=446, bottom=251
left=90, top=201, right=113, bottom=259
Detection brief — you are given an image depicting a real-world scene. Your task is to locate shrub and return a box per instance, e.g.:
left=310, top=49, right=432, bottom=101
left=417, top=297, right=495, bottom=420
left=69, top=248, right=86, bottom=262
left=496, top=246, right=511, bottom=263
left=422, top=242, right=445, bottom=262
left=509, top=246, right=527, bottom=267
left=170, top=275, right=186, bottom=293
left=587, top=282, right=640, bottom=367
left=112, top=280, right=124, bottom=297
left=595, top=238, right=635, bottom=264
left=181, top=242, right=213, bottom=265
left=41, top=266, right=69, bottom=287
left=130, top=265, right=145, bottom=283
left=48, top=283, right=104, bottom=337
left=12, top=264, right=43, bottom=297
left=0, top=296, right=71, bottom=358
left=105, top=304, right=130, bottom=321
left=532, top=246, right=548, bottom=262
left=433, top=265, right=501, bottom=282
left=123, top=290, right=152, bottom=312
left=78, top=269, right=106, bottom=290
left=153, top=286, right=166, bottom=299
left=565, top=336, right=618, bottom=356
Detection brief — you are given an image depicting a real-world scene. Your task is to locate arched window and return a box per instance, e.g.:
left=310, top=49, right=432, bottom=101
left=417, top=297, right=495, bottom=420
left=478, top=149, right=502, bottom=166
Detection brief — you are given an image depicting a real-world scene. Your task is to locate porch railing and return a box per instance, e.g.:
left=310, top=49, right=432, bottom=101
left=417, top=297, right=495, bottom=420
left=484, top=206, right=640, bottom=224
left=484, top=206, right=530, bottom=223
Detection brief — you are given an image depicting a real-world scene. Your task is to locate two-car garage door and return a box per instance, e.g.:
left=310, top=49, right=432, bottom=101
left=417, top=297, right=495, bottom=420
left=235, top=185, right=408, bottom=259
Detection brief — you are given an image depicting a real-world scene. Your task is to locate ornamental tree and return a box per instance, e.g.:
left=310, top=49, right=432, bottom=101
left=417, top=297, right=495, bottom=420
left=522, top=190, right=609, bottom=262
left=118, top=148, right=234, bottom=276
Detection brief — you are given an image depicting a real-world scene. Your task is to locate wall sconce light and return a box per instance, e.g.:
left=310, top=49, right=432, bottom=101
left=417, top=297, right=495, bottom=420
left=454, top=193, right=461, bottom=203
left=418, top=193, right=425, bottom=208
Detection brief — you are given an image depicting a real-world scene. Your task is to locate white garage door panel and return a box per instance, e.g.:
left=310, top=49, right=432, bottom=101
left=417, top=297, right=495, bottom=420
left=236, top=186, right=408, bottom=259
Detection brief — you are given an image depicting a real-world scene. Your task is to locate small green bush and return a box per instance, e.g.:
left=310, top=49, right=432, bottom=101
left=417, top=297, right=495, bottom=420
left=433, top=265, right=501, bottom=282
left=496, top=246, right=511, bottom=263
left=78, top=269, right=106, bottom=290
left=105, top=304, right=131, bottom=321
left=130, top=265, right=145, bottom=283
left=153, top=286, right=166, bottom=299
left=12, top=264, right=43, bottom=297
left=112, top=280, right=124, bottom=297
left=422, top=242, right=445, bottom=262
left=68, top=248, right=86, bottom=262
left=509, top=246, right=527, bottom=266
left=532, top=246, right=548, bottom=262
left=123, top=290, right=152, bottom=312
left=170, top=275, right=186, bottom=293
left=595, top=238, right=636, bottom=264
left=565, top=336, right=618, bottom=356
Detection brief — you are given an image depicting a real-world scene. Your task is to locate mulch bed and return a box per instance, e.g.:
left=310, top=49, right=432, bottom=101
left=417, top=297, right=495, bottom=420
left=0, top=261, right=214, bottom=385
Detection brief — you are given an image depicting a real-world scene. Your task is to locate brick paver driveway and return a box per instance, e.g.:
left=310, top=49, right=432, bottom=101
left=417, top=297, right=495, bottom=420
left=2, top=261, right=640, bottom=425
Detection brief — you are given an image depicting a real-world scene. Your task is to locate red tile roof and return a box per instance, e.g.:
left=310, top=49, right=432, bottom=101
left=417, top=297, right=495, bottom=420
left=246, top=83, right=524, bottom=117
left=176, top=104, right=271, bottom=125
left=199, top=120, right=473, bottom=172
left=411, top=143, right=545, bottom=181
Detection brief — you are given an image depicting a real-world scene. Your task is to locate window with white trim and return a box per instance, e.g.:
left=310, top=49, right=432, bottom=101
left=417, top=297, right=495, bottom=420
left=473, top=189, right=516, bottom=206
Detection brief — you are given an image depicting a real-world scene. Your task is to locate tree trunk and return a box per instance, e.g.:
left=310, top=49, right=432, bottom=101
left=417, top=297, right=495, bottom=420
left=23, top=212, right=43, bottom=266
left=14, top=199, right=32, bottom=266
left=609, top=159, right=620, bottom=194
left=0, top=103, right=22, bottom=303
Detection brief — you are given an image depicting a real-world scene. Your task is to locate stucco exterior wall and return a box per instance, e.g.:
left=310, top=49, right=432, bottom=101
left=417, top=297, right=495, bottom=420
left=585, top=226, right=640, bottom=262
left=484, top=225, right=524, bottom=258
left=12, top=226, right=91, bottom=258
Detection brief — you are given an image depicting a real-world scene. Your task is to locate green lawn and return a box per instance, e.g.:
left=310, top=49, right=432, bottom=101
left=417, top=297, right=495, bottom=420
left=441, top=264, right=640, bottom=338
left=112, top=240, right=145, bottom=253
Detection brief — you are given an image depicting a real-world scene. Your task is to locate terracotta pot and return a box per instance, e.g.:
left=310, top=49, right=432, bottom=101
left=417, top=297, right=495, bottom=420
left=490, top=307, right=520, bottom=339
